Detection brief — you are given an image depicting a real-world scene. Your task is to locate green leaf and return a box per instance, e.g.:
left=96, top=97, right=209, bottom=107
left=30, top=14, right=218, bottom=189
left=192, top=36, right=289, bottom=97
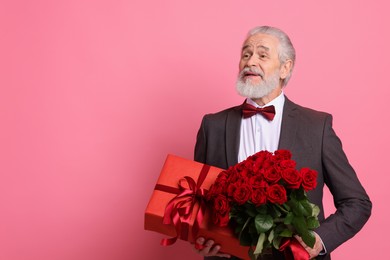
left=268, top=229, right=275, bottom=243
left=288, top=197, right=301, bottom=216
left=245, top=203, right=258, bottom=217
left=254, top=233, right=266, bottom=255
left=230, top=210, right=245, bottom=224
left=273, top=223, right=285, bottom=235
left=312, top=204, right=320, bottom=217
left=235, top=217, right=244, bottom=225
left=270, top=205, right=282, bottom=218
left=292, top=216, right=315, bottom=248
left=284, top=212, right=294, bottom=225
left=300, top=200, right=313, bottom=217
left=291, top=200, right=311, bottom=217
left=256, top=205, right=268, bottom=214
left=293, top=188, right=306, bottom=200
left=301, top=230, right=316, bottom=248
left=272, top=235, right=283, bottom=249
left=255, top=214, right=274, bottom=233
left=307, top=216, right=320, bottom=229
left=292, top=215, right=307, bottom=235
left=279, top=229, right=293, bottom=237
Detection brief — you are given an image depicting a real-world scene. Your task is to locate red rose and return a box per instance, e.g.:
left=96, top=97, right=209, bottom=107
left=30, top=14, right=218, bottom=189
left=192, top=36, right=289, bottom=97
left=262, top=157, right=275, bottom=170
left=247, top=153, right=257, bottom=161
left=249, top=175, right=268, bottom=189
left=274, top=159, right=296, bottom=176
left=239, top=167, right=252, bottom=178
left=251, top=188, right=267, bottom=206
left=281, top=168, right=302, bottom=189
left=274, top=149, right=292, bottom=160
left=252, top=161, right=263, bottom=175
left=301, top=168, right=318, bottom=191
left=257, top=150, right=273, bottom=159
left=213, top=194, right=230, bottom=214
left=227, top=168, right=241, bottom=183
left=253, top=151, right=272, bottom=168
left=207, top=181, right=226, bottom=200
left=234, top=161, right=245, bottom=172
left=227, top=183, right=237, bottom=197
left=263, top=168, right=281, bottom=184
left=213, top=210, right=230, bottom=227
left=249, top=151, right=272, bottom=173
left=242, top=158, right=254, bottom=169
left=232, top=183, right=252, bottom=205
left=249, top=175, right=263, bottom=189
left=216, top=170, right=229, bottom=182
left=278, top=159, right=297, bottom=170
left=211, top=194, right=230, bottom=227
left=266, top=184, right=287, bottom=204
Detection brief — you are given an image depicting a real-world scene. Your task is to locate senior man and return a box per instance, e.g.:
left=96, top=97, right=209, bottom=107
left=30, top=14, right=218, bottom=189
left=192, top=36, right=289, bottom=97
left=193, top=26, right=372, bottom=259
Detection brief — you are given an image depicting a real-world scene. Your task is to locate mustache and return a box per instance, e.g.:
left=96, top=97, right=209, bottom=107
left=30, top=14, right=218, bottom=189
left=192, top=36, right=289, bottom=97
left=239, top=67, right=264, bottom=79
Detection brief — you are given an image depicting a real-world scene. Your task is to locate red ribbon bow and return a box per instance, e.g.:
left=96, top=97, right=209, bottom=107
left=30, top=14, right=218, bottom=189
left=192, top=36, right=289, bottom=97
left=155, top=165, right=210, bottom=246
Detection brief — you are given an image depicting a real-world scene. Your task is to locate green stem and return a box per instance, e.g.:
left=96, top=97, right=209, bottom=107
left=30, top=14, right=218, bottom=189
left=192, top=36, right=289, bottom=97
left=274, top=203, right=289, bottom=214
left=239, top=217, right=252, bottom=243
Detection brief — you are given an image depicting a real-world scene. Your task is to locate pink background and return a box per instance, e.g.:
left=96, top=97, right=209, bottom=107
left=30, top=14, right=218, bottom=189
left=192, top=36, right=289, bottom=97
left=1, top=1, right=388, bottom=259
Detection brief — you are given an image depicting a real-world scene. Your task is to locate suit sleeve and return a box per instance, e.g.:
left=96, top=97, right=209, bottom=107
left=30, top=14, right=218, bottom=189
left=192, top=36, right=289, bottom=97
left=194, top=115, right=207, bottom=164
left=194, top=117, right=233, bottom=260
left=315, top=115, right=372, bottom=253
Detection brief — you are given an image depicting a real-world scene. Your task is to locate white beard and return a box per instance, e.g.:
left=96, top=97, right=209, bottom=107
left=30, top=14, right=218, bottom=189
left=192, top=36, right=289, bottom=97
left=236, top=68, right=280, bottom=99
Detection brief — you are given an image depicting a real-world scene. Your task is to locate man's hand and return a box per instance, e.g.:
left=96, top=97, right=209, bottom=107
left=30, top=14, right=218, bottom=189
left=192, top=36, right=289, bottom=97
left=193, top=237, right=231, bottom=258
left=294, top=232, right=324, bottom=259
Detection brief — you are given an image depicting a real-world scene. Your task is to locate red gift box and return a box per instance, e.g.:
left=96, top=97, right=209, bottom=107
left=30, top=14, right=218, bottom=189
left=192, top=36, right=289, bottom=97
left=144, top=154, right=250, bottom=259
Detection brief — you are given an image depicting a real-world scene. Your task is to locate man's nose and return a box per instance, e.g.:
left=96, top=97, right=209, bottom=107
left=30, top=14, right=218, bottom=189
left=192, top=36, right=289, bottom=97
left=246, top=54, right=258, bottom=67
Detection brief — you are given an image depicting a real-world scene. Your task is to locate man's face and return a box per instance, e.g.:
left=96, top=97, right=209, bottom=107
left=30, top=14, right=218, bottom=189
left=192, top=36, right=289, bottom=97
left=238, top=33, right=282, bottom=86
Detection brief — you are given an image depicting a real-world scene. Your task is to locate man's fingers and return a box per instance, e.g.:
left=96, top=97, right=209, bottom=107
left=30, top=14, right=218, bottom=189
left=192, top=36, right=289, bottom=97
left=294, top=235, right=310, bottom=249
left=294, top=235, right=304, bottom=244
left=194, top=237, right=205, bottom=250
left=294, top=234, right=323, bottom=259
left=198, top=239, right=215, bottom=255
left=193, top=238, right=231, bottom=258
left=196, top=237, right=205, bottom=244
left=215, top=252, right=231, bottom=258
left=209, top=245, right=231, bottom=258
left=208, top=244, right=221, bottom=255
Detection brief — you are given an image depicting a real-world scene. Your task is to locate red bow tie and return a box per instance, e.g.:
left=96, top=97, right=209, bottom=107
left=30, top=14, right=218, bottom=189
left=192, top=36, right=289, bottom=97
left=241, top=103, right=276, bottom=121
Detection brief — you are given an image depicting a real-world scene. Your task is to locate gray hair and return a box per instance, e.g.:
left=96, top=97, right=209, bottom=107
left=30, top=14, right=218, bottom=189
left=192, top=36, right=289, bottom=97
left=247, top=26, right=296, bottom=86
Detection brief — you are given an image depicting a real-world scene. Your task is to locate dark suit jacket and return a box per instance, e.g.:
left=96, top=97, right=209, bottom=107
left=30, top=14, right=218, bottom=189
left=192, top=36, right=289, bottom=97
left=194, top=97, right=372, bottom=260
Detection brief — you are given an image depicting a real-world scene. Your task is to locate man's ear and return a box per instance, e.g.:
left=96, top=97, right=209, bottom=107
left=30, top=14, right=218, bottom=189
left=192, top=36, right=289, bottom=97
left=280, top=60, right=293, bottom=80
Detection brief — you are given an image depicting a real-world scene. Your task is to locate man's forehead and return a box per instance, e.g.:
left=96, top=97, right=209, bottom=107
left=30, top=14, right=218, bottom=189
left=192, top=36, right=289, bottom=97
left=242, top=33, right=279, bottom=51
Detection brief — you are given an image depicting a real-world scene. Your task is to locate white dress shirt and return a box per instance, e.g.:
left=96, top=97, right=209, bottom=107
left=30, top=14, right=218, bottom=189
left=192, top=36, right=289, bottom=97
left=238, top=92, right=328, bottom=255
left=238, top=92, right=285, bottom=163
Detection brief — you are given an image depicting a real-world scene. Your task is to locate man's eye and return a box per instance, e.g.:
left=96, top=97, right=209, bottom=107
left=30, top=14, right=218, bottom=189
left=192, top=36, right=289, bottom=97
left=242, top=53, right=251, bottom=58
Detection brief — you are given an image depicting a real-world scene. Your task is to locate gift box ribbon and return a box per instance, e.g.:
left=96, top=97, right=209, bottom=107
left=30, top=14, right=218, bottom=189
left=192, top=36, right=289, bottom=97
left=279, top=237, right=310, bottom=260
left=154, top=164, right=210, bottom=246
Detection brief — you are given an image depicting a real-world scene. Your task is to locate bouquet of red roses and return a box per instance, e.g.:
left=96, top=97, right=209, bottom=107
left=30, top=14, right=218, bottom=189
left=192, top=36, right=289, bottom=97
left=207, top=150, right=320, bottom=259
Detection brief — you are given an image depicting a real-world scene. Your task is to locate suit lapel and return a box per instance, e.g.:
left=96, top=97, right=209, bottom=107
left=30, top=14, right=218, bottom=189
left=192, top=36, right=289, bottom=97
left=225, top=97, right=298, bottom=167
left=226, top=106, right=242, bottom=167
left=278, top=97, right=299, bottom=150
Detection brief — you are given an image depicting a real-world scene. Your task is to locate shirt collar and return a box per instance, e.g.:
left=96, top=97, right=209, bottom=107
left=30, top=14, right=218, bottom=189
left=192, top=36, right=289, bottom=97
left=246, top=91, right=285, bottom=110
